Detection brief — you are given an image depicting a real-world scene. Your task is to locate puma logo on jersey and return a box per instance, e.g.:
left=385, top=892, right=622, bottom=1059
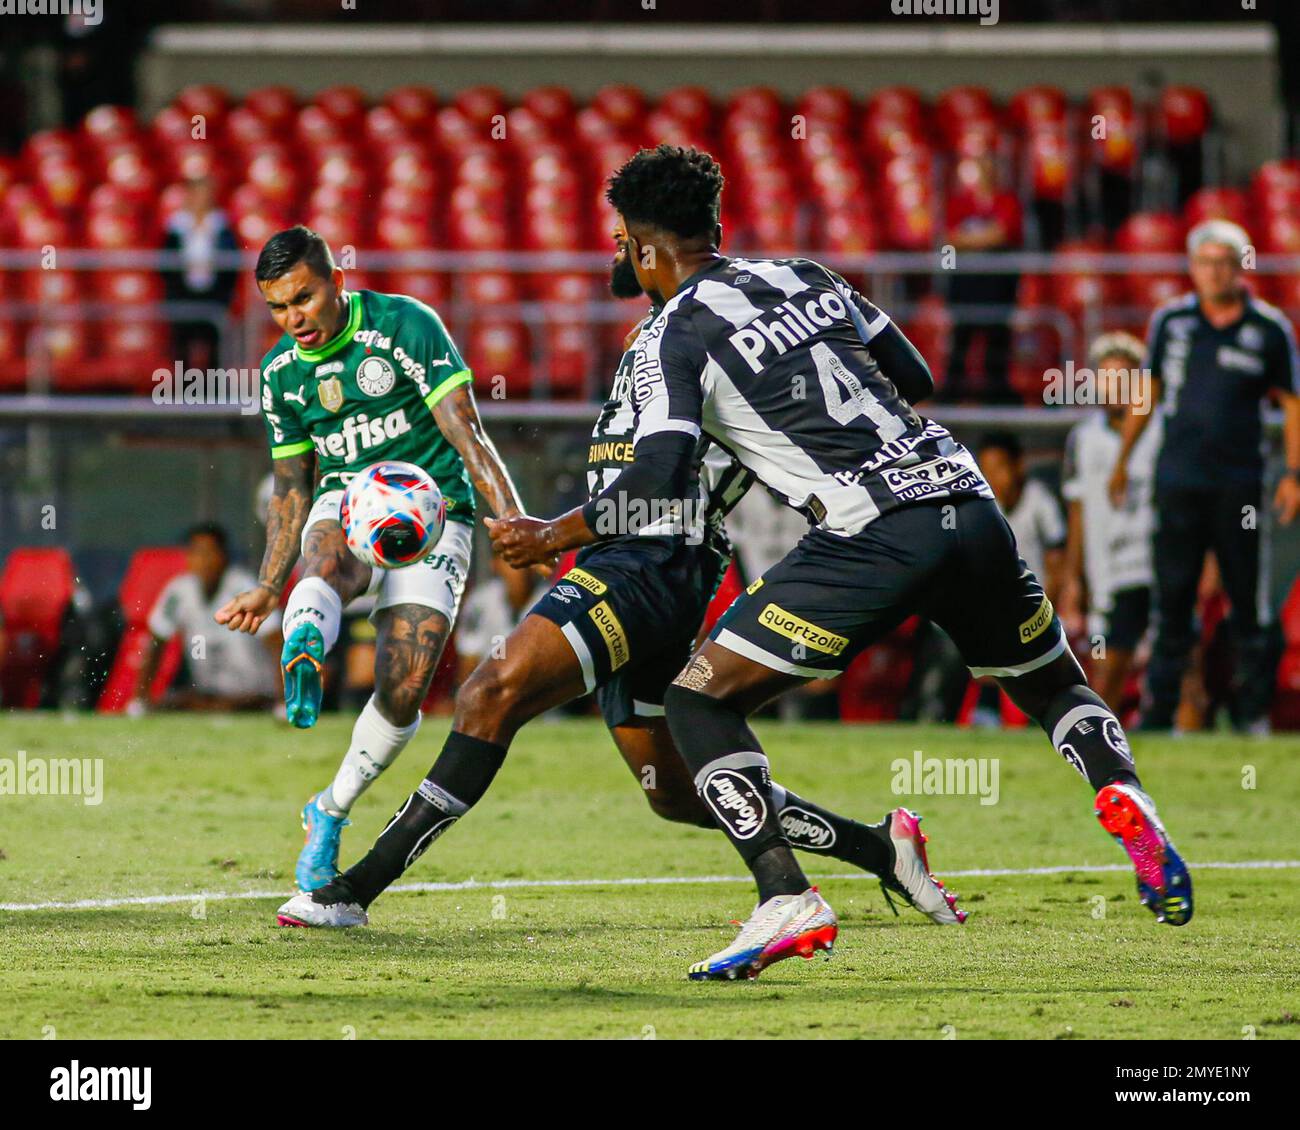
left=728, top=291, right=851, bottom=373
left=310, top=407, right=412, bottom=463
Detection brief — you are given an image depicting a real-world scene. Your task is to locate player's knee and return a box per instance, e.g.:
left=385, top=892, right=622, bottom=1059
left=455, top=661, right=525, bottom=728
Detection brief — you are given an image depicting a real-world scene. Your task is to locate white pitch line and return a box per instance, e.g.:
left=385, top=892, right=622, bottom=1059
left=1, top=859, right=1296, bottom=913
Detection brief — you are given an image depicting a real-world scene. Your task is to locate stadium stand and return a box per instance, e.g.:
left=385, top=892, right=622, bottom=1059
left=2, top=80, right=1295, bottom=401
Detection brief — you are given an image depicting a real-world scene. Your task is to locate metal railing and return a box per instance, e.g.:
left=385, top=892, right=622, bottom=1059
left=1, top=247, right=1297, bottom=412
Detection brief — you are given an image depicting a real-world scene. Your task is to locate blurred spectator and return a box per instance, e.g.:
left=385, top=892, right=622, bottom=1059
left=164, top=175, right=238, bottom=370
left=944, top=155, right=1024, bottom=403
left=129, top=523, right=280, bottom=713
left=978, top=431, right=1066, bottom=600
left=1060, top=331, right=1161, bottom=709
left=1110, top=220, right=1300, bottom=733
left=455, top=555, right=547, bottom=683
left=968, top=432, right=1066, bottom=727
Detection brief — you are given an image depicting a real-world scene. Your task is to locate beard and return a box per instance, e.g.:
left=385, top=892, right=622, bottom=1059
left=609, top=251, right=643, bottom=299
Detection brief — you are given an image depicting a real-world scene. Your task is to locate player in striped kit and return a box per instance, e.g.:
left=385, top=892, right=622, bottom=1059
left=490, top=146, right=1193, bottom=979
left=276, top=282, right=966, bottom=931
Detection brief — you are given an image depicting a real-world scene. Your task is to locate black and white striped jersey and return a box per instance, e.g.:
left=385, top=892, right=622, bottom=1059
left=629, top=256, right=992, bottom=536
left=587, top=319, right=754, bottom=543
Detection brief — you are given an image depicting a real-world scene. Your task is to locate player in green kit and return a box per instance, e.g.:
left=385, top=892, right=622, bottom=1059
left=216, top=226, right=529, bottom=892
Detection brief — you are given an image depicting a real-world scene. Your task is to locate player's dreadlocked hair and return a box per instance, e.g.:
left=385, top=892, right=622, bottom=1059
left=605, top=145, right=724, bottom=240
left=255, top=225, right=335, bottom=282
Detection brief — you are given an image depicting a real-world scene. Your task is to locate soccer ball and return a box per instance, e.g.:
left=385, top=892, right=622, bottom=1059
left=341, top=460, right=446, bottom=569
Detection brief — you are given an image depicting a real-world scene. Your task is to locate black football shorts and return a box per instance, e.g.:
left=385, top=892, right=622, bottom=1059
left=530, top=536, right=725, bottom=727
left=710, top=496, right=1067, bottom=679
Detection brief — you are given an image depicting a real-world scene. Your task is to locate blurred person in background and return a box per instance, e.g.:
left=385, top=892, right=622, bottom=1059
left=1110, top=219, right=1300, bottom=734
left=978, top=431, right=1066, bottom=600
left=944, top=154, right=1024, bottom=403
left=129, top=523, right=280, bottom=714
left=973, top=432, right=1066, bottom=726
left=164, top=174, right=238, bottom=370
left=1060, top=332, right=1161, bottom=710
left=455, top=555, right=548, bottom=684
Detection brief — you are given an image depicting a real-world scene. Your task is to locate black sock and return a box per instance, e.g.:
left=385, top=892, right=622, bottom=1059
left=664, top=683, right=808, bottom=896
left=772, top=784, right=893, bottom=877
left=1041, top=685, right=1141, bottom=793
left=324, top=731, right=507, bottom=908
left=751, top=844, right=811, bottom=903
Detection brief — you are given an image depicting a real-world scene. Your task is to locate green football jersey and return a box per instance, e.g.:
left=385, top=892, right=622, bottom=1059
left=259, top=290, right=475, bottom=525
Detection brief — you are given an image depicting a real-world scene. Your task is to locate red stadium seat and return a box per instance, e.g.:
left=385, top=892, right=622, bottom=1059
left=1115, top=211, right=1183, bottom=253
left=454, top=85, right=507, bottom=126
left=1051, top=240, right=1122, bottom=314
left=466, top=320, right=532, bottom=393
left=244, top=85, right=297, bottom=125
left=0, top=318, right=24, bottom=390
left=95, top=270, right=162, bottom=305
left=543, top=320, right=597, bottom=399
left=521, top=86, right=576, bottom=129
left=461, top=272, right=520, bottom=306
left=383, top=271, right=449, bottom=309
left=657, top=86, right=713, bottom=135
left=224, top=105, right=275, bottom=148
left=363, top=104, right=411, bottom=147
left=33, top=155, right=87, bottom=210
left=295, top=104, right=345, bottom=147
left=384, top=85, right=438, bottom=127
left=1008, top=85, right=1067, bottom=129
left=591, top=84, right=647, bottom=131
left=174, top=84, right=229, bottom=124
left=97, top=321, right=171, bottom=391
left=82, top=104, right=139, bottom=148
left=796, top=86, right=854, bottom=136
left=1024, top=126, right=1070, bottom=202
left=1159, top=86, right=1210, bottom=147
left=23, top=127, right=80, bottom=166
left=1183, top=186, right=1250, bottom=229
left=97, top=548, right=189, bottom=712
left=315, top=85, right=367, bottom=128
left=0, top=548, right=76, bottom=709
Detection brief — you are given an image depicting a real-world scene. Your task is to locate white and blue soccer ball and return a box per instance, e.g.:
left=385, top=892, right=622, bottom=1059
left=341, top=460, right=446, bottom=569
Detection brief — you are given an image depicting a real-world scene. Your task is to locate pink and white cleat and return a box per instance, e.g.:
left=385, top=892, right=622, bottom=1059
left=879, top=808, right=967, bottom=925
left=688, top=887, right=838, bottom=981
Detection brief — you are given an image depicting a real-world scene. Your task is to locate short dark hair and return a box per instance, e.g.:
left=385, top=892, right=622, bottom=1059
left=605, top=144, right=724, bottom=240
left=185, top=522, right=228, bottom=554
left=979, top=431, right=1023, bottom=462
left=255, top=225, right=335, bottom=282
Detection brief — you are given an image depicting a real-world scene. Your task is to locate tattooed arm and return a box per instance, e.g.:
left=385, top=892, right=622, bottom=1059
left=215, top=451, right=314, bottom=634
left=432, top=383, right=526, bottom=520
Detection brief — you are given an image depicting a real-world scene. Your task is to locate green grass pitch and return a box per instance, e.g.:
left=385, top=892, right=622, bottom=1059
left=0, top=714, right=1296, bottom=1039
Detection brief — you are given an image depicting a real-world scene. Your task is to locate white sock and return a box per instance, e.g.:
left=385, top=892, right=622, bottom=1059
left=319, top=696, right=421, bottom=816
left=283, top=576, right=343, bottom=652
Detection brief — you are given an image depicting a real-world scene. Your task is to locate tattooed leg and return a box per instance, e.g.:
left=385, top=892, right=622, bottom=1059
left=312, top=603, right=452, bottom=828
left=372, top=602, right=452, bottom=727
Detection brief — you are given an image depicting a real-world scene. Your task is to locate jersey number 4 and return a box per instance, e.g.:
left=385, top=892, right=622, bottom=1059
left=810, top=342, right=906, bottom=440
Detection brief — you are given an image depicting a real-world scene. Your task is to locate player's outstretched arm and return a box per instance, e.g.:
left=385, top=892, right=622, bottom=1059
left=432, top=383, right=526, bottom=520
left=488, top=432, right=696, bottom=567
left=215, top=450, right=314, bottom=634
